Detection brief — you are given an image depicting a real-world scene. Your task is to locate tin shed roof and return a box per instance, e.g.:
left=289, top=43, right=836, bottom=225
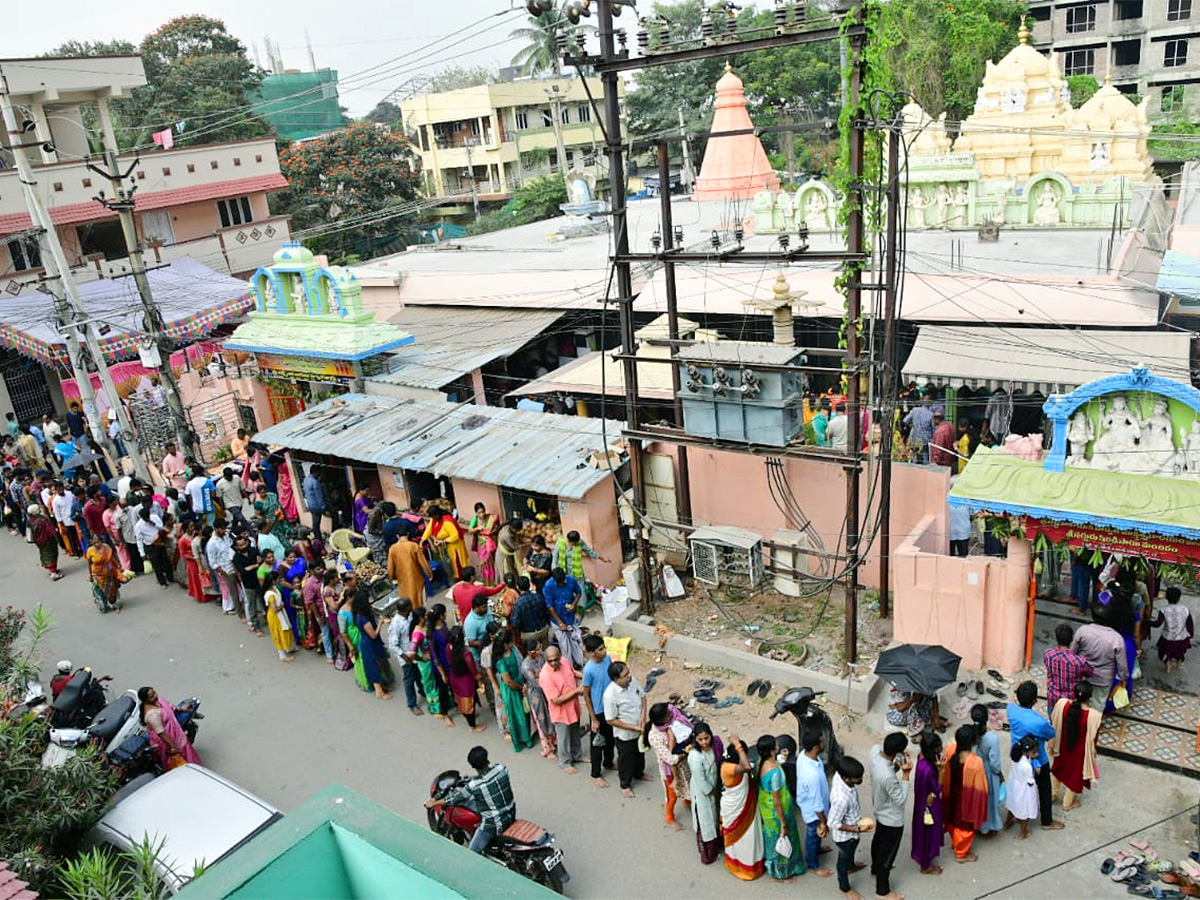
left=253, top=394, right=622, bottom=499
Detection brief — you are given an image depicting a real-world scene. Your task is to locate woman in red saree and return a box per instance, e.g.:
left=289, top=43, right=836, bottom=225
left=137, top=686, right=201, bottom=770
left=1048, top=681, right=1101, bottom=811
left=178, top=519, right=205, bottom=602
left=941, top=724, right=988, bottom=863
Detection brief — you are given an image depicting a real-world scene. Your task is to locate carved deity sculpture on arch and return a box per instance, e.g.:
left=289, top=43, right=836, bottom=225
left=804, top=191, right=828, bottom=231
left=1183, top=420, right=1200, bottom=475
left=1065, top=410, right=1094, bottom=467
left=909, top=187, right=931, bottom=228
left=261, top=279, right=277, bottom=311
left=1090, top=394, right=1143, bottom=472
left=935, top=183, right=951, bottom=228
left=1140, top=398, right=1177, bottom=475
left=1033, top=182, right=1061, bottom=226
left=291, top=279, right=307, bottom=314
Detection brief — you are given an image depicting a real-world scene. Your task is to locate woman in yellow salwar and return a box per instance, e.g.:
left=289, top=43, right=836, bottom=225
left=422, top=505, right=468, bottom=579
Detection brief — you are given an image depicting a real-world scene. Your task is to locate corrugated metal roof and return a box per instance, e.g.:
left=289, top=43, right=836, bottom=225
left=369, top=307, right=562, bottom=389
left=252, top=394, right=622, bottom=499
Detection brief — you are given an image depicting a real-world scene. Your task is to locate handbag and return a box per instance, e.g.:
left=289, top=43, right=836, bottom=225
left=775, top=834, right=793, bottom=859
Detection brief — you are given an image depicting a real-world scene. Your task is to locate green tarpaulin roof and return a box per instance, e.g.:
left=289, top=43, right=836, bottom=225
left=948, top=446, right=1200, bottom=541
left=177, top=784, right=557, bottom=899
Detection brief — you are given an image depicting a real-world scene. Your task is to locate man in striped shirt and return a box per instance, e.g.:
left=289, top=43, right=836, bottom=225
left=1044, top=622, right=1093, bottom=712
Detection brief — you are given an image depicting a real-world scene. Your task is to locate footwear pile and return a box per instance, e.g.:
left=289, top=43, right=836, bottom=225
left=1101, top=842, right=1200, bottom=897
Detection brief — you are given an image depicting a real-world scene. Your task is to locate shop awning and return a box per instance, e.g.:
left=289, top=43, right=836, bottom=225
left=902, top=326, right=1194, bottom=394
left=949, top=447, right=1200, bottom=543
left=0, top=257, right=252, bottom=367
left=252, top=394, right=624, bottom=500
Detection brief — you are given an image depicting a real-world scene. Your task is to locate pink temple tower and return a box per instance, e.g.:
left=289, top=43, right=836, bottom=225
left=692, top=62, right=780, bottom=201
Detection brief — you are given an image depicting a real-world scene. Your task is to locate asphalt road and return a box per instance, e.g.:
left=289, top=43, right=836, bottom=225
left=12, top=537, right=1200, bottom=900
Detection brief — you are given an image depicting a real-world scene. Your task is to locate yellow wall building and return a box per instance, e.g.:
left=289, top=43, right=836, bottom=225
left=399, top=76, right=623, bottom=203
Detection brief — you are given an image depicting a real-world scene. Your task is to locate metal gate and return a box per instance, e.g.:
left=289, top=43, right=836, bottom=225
left=0, top=350, right=55, bottom=424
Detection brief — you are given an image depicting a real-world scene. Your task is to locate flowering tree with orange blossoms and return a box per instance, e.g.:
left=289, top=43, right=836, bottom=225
left=277, top=123, right=423, bottom=259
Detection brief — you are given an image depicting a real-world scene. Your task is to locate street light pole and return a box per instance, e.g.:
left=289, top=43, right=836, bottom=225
left=463, top=138, right=481, bottom=221
left=0, top=67, right=149, bottom=483
left=90, top=150, right=195, bottom=458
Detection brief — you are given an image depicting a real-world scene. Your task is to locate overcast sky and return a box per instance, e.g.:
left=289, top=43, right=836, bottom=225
left=4, top=0, right=534, bottom=116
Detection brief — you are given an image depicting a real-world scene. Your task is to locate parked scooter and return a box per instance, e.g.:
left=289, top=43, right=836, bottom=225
left=426, top=770, right=569, bottom=893
left=49, top=668, right=111, bottom=729
left=106, top=697, right=202, bottom=783
left=768, top=687, right=843, bottom=776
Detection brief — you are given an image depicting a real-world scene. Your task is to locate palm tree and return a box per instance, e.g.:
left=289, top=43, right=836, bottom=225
left=510, top=9, right=565, bottom=76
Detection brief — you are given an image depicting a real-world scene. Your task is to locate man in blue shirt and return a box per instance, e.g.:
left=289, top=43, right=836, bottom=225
left=1007, top=680, right=1063, bottom=831
left=902, top=404, right=935, bottom=464
left=794, top=726, right=833, bottom=877
left=581, top=633, right=615, bottom=786
left=543, top=567, right=584, bottom=668
left=301, top=467, right=325, bottom=536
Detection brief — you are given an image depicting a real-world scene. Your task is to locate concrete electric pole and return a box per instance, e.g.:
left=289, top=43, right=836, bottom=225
left=89, top=150, right=195, bottom=458
left=545, top=84, right=571, bottom=189
left=0, top=68, right=149, bottom=482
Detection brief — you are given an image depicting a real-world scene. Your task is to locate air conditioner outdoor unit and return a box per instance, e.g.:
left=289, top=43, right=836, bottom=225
left=688, top=525, right=765, bottom=589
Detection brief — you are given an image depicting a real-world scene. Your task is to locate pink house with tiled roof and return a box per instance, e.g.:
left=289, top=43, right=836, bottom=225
left=0, top=56, right=291, bottom=297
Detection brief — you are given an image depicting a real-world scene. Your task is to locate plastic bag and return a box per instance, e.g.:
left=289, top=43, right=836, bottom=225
left=1111, top=685, right=1130, bottom=709
left=602, top=586, right=630, bottom=627
left=604, top=635, right=632, bottom=663
left=775, top=834, right=793, bottom=858
left=997, top=783, right=1007, bottom=806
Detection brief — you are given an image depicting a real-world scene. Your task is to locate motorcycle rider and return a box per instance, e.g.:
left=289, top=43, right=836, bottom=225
left=425, top=746, right=515, bottom=854
left=50, top=660, right=73, bottom=698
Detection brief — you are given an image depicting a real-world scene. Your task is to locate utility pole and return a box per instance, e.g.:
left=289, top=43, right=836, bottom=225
left=0, top=69, right=148, bottom=483
left=545, top=84, right=571, bottom=188
left=597, top=0, right=654, bottom=610
left=463, top=139, right=481, bottom=221
left=877, top=115, right=900, bottom=619
left=656, top=141, right=692, bottom=525
left=90, top=150, right=194, bottom=458
left=782, top=106, right=797, bottom=183
left=677, top=107, right=695, bottom=192
left=842, top=16, right=866, bottom=665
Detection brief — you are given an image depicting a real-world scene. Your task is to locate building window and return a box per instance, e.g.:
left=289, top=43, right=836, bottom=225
left=583, top=151, right=596, bottom=166
left=162, top=167, right=171, bottom=176
left=578, top=104, right=590, bottom=123
left=1166, top=39, right=1189, bottom=67
left=186, top=164, right=195, bottom=173
left=5, top=237, right=41, bottom=272
left=561, top=106, right=570, bottom=125
left=1162, top=84, right=1187, bottom=112
left=233, top=157, right=241, bottom=167
left=1066, top=4, right=1096, bottom=32
left=255, top=154, right=263, bottom=163
left=542, top=108, right=554, bottom=127
left=1169, top=0, right=1192, bottom=20
left=566, top=150, right=575, bottom=166
left=1064, top=48, right=1095, bottom=75
left=216, top=196, right=254, bottom=228
left=515, top=109, right=529, bottom=130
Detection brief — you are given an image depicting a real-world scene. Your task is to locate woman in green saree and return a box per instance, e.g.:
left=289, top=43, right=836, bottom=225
left=492, top=629, right=535, bottom=752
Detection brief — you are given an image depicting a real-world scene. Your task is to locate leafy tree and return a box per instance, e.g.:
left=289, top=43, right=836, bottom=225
left=43, top=39, right=138, bottom=57
left=874, top=0, right=1025, bottom=123
left=277, top=123, right=422, bottom=257
left=1150, top=109, right=1200, bottom=161
left=511, top=9, right=564, bottom=76
left=0, top=606, right=118, bottom=896
left=466, top=175, right=568, bottom=234
left=1066, top=74, right=1100, bottom=108
left=427, top=66, right=498, bottom=93
left=364, top=100, right=403, bottom=127
left=134, top=15, right=270, bottom=147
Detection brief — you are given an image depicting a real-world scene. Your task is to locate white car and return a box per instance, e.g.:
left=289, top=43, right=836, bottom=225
left=85, top=764, right=282, bottom=893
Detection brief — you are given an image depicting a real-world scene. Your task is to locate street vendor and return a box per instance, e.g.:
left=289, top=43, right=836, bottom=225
left=885, top=686, right=949, bottom=737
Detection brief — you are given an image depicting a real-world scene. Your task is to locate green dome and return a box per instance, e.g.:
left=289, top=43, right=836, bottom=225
left=274, top=241, right=314, bottom=266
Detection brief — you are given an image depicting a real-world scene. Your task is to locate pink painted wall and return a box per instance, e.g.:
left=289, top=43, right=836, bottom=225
left=558, top=480, right=622, bottom=586
left=892, top=515, right=1031, bottom=674
left=376, top=465, right=410, bottom=509
left=157, top=192, right=273, bottom=243
left=658, top=444, right=951, bottom=590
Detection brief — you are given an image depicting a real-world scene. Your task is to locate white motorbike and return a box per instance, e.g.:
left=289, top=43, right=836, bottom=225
left=42, top=689, right=144, bottom=768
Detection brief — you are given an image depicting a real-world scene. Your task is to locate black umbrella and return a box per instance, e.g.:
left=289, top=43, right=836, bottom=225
left=875, top=643, right=962, bottom=696
left=62, top=449, right=104, bottom=472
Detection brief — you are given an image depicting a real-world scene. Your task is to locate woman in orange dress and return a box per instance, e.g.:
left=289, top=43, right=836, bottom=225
left=941, top=724, right=989, bottom=863
left=177, top=519, right=205, bottom=603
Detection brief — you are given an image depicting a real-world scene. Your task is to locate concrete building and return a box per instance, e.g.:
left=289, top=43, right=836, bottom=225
left=1027, top=0, right=1200, bottom=113
left=0, top=56, right=292, bottom=297
left=399, top=76, right=622, bottom=209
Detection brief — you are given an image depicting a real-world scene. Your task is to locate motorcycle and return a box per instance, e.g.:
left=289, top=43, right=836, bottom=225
left=426, top=770, right=570, bottom=894
left=106, top=697, right=202, bottom=783
left=49, top=668, right=111, bottom=729
left=768, top=686, right=843, bottom=777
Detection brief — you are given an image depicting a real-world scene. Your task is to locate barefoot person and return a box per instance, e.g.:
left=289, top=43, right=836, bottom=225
left=910, top=732, right=945, bottom=875
left=1047, top=681, right=1101, bottom=811
left=941, top=725, right=988, bottom=863
left=829, top=756, right=873, bottom=899
left=1004, top=736, right=1041, bottom=839
left=603, top=661, right=648, bottom=798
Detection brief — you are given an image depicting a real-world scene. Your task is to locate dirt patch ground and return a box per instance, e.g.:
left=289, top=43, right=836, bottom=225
left=647, top=580, right=894, bottom=679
